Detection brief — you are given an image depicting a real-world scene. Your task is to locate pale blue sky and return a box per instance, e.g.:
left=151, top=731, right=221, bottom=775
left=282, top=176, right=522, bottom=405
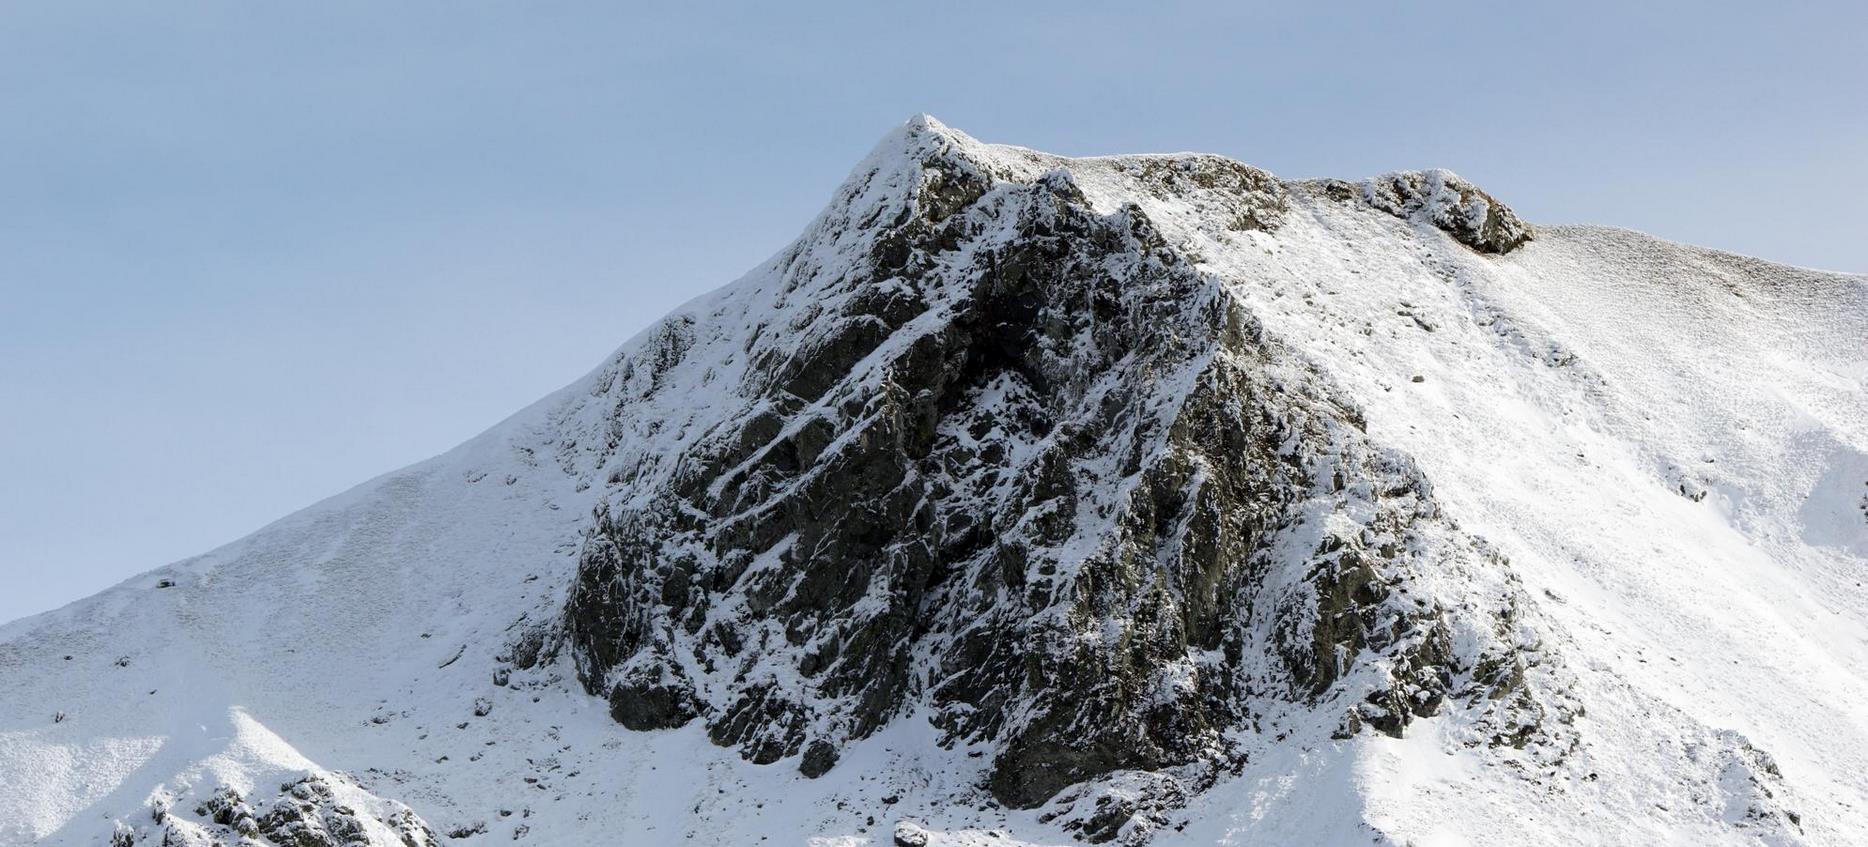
left=2, top=1, right=1863, bottom=623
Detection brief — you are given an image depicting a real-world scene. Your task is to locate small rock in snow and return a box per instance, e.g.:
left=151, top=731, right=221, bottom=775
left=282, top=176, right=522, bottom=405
left=892, top=820, right=930, bottom=847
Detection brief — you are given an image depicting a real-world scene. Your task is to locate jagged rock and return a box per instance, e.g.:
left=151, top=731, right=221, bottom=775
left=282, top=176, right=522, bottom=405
left=1359, top=169, right=1533, bottom=253
left=799, top=738, right=840, bottom=778
left=115, top=775, right=440, bottom=847
left=559, top=118, right=1571, bottom=831
left=1117, top=155, right=1289, bottom=232
left=1040, top=771, right=1191, bottom=844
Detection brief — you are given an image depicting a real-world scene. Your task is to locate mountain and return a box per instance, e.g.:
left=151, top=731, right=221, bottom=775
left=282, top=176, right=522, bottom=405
left=3, top=116, right=1865, bottom=846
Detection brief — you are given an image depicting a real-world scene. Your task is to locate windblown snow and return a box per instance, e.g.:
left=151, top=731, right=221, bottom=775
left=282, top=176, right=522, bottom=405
left=2, top=116, right=1864, bottom=846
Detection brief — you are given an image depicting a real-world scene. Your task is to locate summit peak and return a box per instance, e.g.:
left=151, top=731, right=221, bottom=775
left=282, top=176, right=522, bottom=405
left=10, top=120, right=1861, bottom=847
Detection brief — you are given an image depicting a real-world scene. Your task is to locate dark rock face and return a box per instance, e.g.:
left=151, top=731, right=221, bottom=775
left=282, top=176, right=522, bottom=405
left=559, top=122, right=1567, bottom=836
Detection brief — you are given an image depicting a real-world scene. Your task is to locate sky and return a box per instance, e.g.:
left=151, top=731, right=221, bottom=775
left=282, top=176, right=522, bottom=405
left=2, top=1, right=1863, bottom=624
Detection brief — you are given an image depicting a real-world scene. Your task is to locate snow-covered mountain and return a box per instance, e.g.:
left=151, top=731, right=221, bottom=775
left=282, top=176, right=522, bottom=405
left=4, top=116, right=1865, bottom=846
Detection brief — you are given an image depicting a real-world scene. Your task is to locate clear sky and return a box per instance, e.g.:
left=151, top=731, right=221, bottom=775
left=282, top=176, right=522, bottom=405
left=2, top=1, right=1863, bottom=624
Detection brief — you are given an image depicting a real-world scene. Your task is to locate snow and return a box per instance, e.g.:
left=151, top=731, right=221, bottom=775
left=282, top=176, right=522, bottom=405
left=3, top=115, right=1865, bottom=845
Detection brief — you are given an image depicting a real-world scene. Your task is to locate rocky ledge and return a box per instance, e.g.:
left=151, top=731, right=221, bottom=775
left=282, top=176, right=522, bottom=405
left=548, top=120, right=1574, bottom=840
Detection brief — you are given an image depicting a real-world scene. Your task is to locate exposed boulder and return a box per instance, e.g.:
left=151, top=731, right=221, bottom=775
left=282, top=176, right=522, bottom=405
left=1360, top=169, right=1533, bottom=253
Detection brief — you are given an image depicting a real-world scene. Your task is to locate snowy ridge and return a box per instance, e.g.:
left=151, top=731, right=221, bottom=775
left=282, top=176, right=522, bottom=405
left=2, top=116, right=1864, bottom=846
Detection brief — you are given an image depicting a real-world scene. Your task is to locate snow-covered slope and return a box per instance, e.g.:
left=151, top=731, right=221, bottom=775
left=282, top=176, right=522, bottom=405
left=3, top=117, right=1864, bottom=846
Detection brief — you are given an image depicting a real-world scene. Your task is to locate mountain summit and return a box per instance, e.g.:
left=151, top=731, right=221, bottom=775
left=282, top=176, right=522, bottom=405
left=4, top=117, right=1865, bottom=846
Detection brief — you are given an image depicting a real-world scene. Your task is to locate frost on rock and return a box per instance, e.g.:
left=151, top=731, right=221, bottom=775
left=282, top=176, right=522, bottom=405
left=1358, top=169, right=1533, bottom=254
left=558, top=118, right=1572, bottom=837
left=1113, top=154, right=1290, bottom=233
left=115, top=774, right=440, bottom=847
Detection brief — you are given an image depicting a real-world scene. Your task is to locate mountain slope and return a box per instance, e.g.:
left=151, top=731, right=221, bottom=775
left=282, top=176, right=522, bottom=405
left=2, top=117, right=1864, bottom=846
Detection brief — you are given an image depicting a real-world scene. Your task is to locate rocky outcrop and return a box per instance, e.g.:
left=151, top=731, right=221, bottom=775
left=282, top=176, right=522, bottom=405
left=1357, top=169, right=1534, bottom=254
left=554, top=120, right=1572, bottom=838
left=116, top=775, right=440, bottom=847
